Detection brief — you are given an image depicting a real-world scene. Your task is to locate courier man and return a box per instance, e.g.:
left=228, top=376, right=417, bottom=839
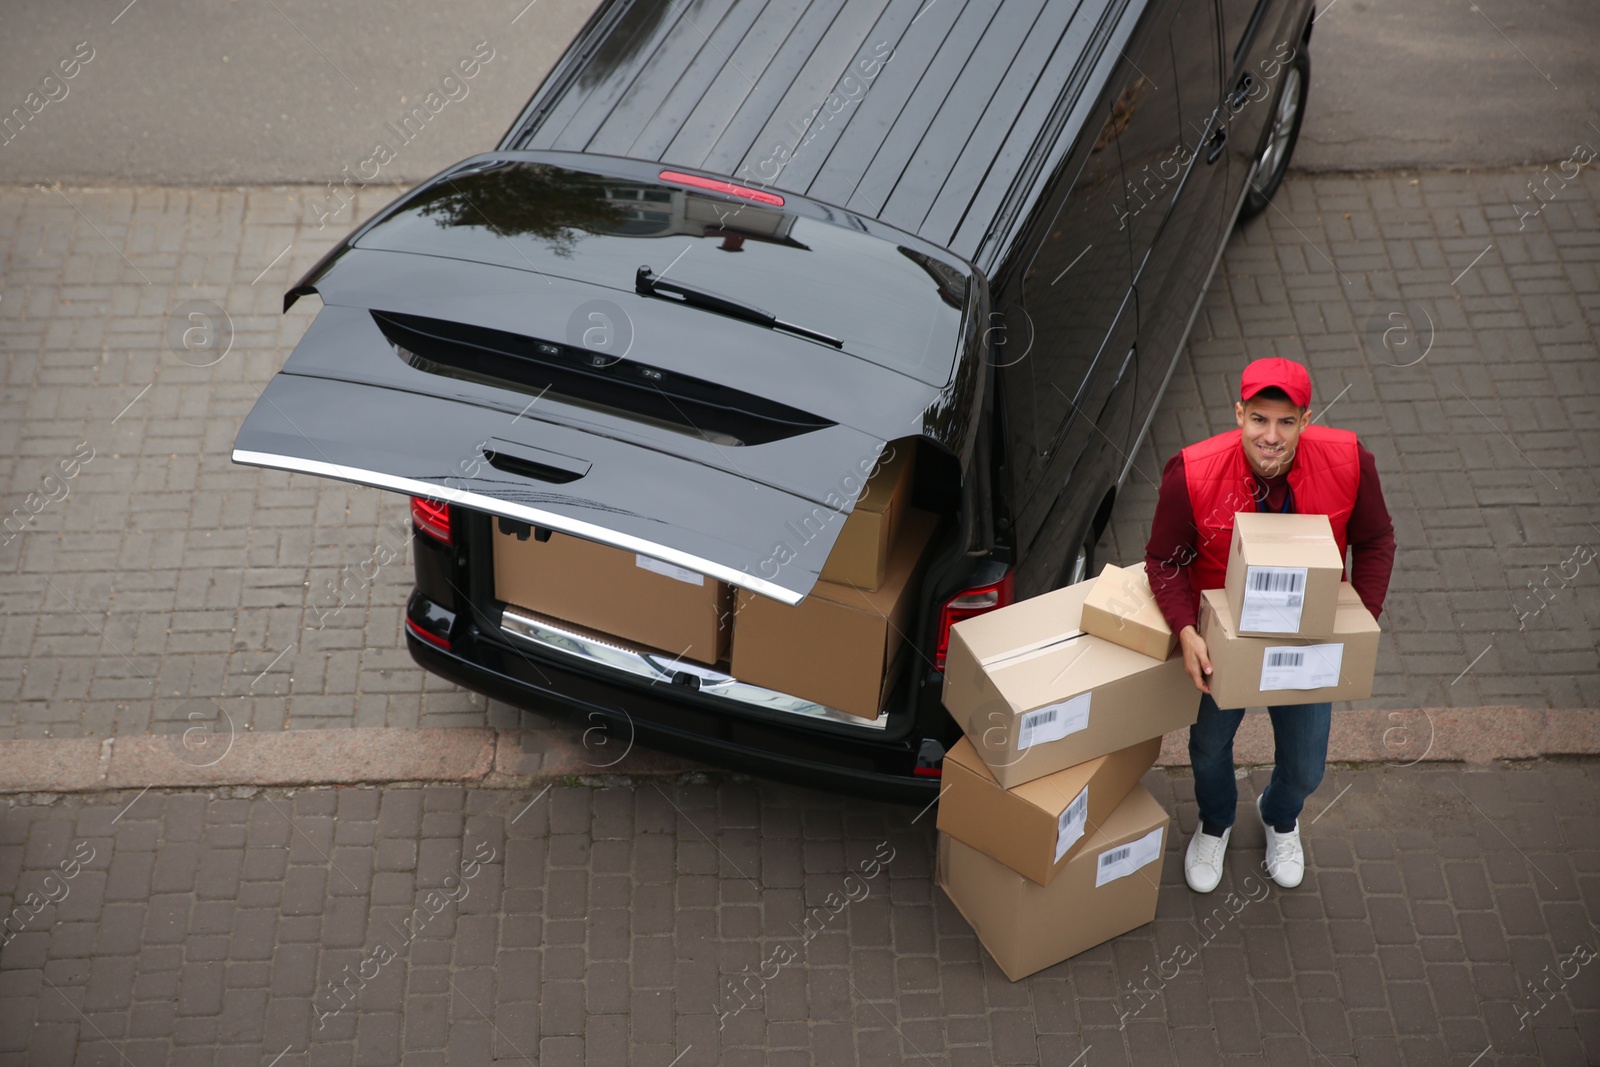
left=1144, top=358, right=1395, bottom=892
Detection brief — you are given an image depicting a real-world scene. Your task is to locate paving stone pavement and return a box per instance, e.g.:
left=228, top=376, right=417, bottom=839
left=1, top=167, right=1597, bottom=748
left=1097, top=170, right=1600, bottom=712
left=0, top=762, right=1596, bottom=1066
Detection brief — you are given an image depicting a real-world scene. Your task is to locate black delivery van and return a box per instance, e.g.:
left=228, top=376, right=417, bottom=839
left=234, top=0, right=1317, bottom=801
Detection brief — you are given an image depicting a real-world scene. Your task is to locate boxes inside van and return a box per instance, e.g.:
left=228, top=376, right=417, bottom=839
left=818, top=441, right=917, bottom=590
left=490, top=471, right=944, bottom=720
left=493, top=530, right=733, bottom=666
left=731, top=508, right=939, bottom=719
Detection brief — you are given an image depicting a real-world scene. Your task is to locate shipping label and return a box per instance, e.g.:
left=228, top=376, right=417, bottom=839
left=1259, top=642, right=1344, bottom=690
left=1095, top=826, right=1165, bottom=888
left=1054, top=786, right=1089, bottom=864
left=1240, top=565, right=1308, bottom=631
left=1016, top=692, right=1091, bottom=751
left=635, top=554, right=706, bottom=585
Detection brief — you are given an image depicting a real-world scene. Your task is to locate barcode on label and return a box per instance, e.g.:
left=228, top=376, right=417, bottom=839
left=1249, top=569, right=1305, bottom=593
left=1016, top=693, right=1091, bottom=751
left=1260, top=642, right=1344, bottom=691
left=1018, top=708, right=1056, bottom=748
left=1239, top=566, right=1310, bottom=632
left=1055, top=787, right=1089, bottom=863
left=1094, top=826, right=1166, bottom=887
left=1063, top=789, right=1088, bottom=826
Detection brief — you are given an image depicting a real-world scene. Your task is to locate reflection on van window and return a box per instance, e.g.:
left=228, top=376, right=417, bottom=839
left=404, top=163, right=632, bottom=258
left=357, top=159, right=970, bottom=387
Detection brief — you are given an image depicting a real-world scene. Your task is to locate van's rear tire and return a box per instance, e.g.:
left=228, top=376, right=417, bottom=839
left=1237, top=46, right=1310, bottom=223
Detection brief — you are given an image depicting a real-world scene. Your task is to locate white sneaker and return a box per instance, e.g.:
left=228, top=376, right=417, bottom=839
left=1258, top=794, right=1305, bottom=888
left=1184, top=825, right=1231, bottom=893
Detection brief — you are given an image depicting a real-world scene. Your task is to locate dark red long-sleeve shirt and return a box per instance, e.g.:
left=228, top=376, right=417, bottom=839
left=1143, top=442, right=1396, bottom=632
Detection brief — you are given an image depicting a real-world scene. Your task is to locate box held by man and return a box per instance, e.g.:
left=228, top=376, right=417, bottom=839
left=1198, top=584, right=1380, bottom=708
left=1224, top=512, right=1344, bottom=637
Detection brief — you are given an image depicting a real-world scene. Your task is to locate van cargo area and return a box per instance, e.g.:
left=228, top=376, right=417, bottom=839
left=392, top=429, right=984, bottom=801
left=483, top=436, right=959, bottom=729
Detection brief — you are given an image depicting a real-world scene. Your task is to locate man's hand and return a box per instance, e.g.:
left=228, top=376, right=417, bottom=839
left=1178, top=625, right=1212, bottom=694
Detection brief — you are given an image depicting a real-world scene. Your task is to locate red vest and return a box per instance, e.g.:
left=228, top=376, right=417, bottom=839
left=1182, top=425, right=1361, bottom=610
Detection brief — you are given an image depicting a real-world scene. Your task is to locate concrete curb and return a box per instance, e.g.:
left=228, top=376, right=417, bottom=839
left=0, top=708, right=1594, bottom=795
left=0, top=729, right=497, bottom=795
left=1157, top=706, right=1600, bottom=768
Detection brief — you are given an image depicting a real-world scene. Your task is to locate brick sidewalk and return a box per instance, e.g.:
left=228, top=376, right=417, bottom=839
left=1, top=168, right=1596, bottom=751
left=1098, top=170, right=1600, bottom=711
left=1, top=762, right=1596, bottom=1065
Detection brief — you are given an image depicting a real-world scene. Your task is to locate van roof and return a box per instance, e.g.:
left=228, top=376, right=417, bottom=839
left=505, top=0, right=1126, bottom=267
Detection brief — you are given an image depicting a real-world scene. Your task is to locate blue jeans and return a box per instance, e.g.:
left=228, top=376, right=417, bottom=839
left=1188, top=692, right=1331, bottom=831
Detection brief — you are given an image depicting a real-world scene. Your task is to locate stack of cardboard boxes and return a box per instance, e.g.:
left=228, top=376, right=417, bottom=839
left=492, top=440, right=933, bottom=720
left=730, top=443, right=934, bottom=719
left=935, top=562, right=1193, bottom=981
left=1196, top=513, right=1381, bottom=709
left=936, top=513, right=1382, bottom=980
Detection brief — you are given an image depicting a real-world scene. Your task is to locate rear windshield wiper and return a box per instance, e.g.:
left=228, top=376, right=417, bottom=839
left=635, top=265, right=843, bottom=349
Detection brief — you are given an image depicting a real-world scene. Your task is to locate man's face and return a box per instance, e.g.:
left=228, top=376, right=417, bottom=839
left=1234, top=396, right=1311, bottom=477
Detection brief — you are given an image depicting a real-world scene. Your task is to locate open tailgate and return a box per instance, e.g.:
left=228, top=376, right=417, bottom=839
left=234, top=152, right=981, bottom=604
left=234, top=300, right=898, bottom=607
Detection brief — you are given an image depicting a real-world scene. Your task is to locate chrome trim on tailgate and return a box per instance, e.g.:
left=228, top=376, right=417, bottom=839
left=499, top=608, right=890, bottom=731
left=232, top=448, right=808, bottom=606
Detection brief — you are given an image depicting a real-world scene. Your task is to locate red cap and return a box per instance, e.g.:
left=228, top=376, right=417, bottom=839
left=1240, top=357, right=1312, bottom=407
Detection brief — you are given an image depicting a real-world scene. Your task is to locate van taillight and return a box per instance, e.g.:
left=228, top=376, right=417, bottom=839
left=410, top=497, right=451, bottom=544
left=935, top=570, right=1015, bottom=671
left=405, top=616, right=452, bottom=650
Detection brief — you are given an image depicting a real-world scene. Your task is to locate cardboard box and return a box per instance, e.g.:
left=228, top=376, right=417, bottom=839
left=493, top=528, right=731, bottom=665
left=1081, top=561, right=1176, bottom=661
left=817, top=439, right=916, bottom=590
left=730, top=509, right=938, bottom=719
left=937, top=783, right=1169, bottom=981
left=937, top=735, right=1159, bottom=885
left=1198, top=584, right=1380, bottom=709
left=1224, top=513, right=1345, bottom=637
left=941, top=578, right=1198, bottom=789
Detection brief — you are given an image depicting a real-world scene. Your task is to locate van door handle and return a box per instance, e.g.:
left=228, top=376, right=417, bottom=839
left=1206, top=127, right=1228, bottom=165
left=1112, top=345, right=1134, bottom=391
left=482, top=440, right=592, bottom=484
left=1228, top=74, right=1254, bottom=110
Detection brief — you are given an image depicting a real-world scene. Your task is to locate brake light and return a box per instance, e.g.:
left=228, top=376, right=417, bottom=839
left=410, top=497, right=451, bottom=544
left=658, top=170, right=785, bottom=206
left=935, top=570, right=1015, bottom=671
